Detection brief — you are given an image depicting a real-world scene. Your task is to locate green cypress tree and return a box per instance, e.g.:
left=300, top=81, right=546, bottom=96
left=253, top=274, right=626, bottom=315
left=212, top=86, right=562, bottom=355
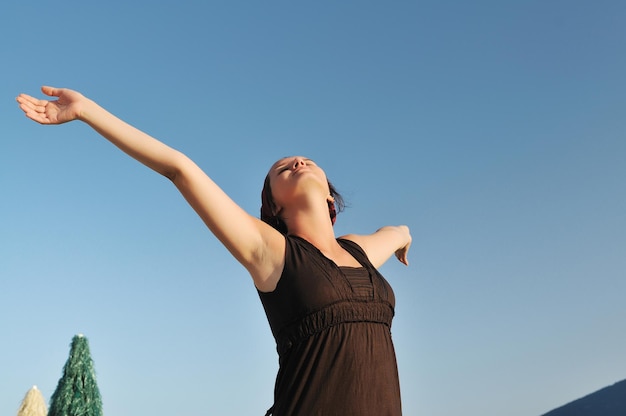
left=48, top=334, right=103, bottom=416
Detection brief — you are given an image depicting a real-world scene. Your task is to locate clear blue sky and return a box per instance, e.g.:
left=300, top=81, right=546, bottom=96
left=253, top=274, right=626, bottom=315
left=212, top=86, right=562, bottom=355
left=2, top=1, right=625, bottom=415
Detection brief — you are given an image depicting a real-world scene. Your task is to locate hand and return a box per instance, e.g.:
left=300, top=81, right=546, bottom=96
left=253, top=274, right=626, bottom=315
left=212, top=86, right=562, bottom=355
left=16, top=86, right=85, bottom=125
left=394, top=230, right=411, bottom=266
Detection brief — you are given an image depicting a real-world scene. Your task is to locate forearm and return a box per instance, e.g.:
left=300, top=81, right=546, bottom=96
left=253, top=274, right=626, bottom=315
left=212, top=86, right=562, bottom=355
left=79, top=98, right=182, bottom=180
left=341, top=225, right=411, bottom=268
left=77, top=97, right=274, bottom=272
left=376, top=225, right=411, bottom=248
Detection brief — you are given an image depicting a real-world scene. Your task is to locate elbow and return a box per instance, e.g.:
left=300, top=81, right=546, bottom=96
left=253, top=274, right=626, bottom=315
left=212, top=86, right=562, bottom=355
left=161, top=150, right=188, bottom=183
left=164, top=169, right=179, bottom=182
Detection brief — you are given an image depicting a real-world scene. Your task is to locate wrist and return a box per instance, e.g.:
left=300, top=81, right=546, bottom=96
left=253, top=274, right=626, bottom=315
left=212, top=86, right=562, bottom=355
left=77, top=97, right=98, bottom=123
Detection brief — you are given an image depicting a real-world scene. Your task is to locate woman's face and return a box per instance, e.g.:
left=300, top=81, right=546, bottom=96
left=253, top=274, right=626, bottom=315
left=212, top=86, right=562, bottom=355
left=268, top=156, right=329, bottom=209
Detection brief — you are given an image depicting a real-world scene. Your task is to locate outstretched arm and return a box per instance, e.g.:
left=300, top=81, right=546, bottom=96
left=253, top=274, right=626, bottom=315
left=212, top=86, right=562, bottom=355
left=17, top=86, right=191, bottom=179
left=16, top=86, right=286, bottom=291
left=341, top=225, right=411, bottom=269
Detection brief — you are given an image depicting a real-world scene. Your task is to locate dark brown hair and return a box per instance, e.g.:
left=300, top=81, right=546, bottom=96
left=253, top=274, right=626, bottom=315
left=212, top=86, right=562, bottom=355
left=260, top=174, right=344, bottom=234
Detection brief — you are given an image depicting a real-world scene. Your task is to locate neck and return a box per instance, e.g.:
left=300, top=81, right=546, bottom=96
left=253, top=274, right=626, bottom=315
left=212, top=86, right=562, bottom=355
left=284, top=205, right=337, bottom=251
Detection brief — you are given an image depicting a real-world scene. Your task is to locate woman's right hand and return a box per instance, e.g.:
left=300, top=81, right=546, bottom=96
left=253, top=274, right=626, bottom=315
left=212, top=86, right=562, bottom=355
left=16, top=86, right=85, bottom=125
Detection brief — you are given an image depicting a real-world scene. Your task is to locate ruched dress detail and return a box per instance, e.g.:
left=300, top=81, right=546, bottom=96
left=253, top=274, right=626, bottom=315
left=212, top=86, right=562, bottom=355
left=258, top=235, right=402, bottom=415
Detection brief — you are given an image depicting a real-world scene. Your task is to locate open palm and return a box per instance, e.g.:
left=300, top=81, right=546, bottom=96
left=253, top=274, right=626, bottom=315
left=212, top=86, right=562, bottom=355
left=16, top=86, right=84, bottom=125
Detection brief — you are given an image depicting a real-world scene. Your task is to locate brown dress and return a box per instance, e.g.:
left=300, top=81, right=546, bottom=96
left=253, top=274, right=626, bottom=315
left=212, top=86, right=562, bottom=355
left=258, top=235, right=402, bottom=415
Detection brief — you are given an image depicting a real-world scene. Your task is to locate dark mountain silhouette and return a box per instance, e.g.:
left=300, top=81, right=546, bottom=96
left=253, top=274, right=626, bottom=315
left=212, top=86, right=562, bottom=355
left=541, top=379, right=626, bottom=416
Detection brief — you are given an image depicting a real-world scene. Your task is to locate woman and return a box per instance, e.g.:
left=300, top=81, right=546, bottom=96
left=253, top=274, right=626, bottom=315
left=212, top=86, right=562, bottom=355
left=17, top=86, right=412, bottom=415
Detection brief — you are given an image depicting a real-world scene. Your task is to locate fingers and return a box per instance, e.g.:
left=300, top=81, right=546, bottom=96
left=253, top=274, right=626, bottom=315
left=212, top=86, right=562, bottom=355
left=16, top=94, right=43, bottom=112
left=15, top=94, right=51, bottom=124
left=395, top=250, right=409, bottom=266
left=41, top=85, right=61, bottom=97
left=395, top=236, right=411, bottom=266
left=17, top=93, right=50, bottom=109
left=16, top=93, right=38, bottom=105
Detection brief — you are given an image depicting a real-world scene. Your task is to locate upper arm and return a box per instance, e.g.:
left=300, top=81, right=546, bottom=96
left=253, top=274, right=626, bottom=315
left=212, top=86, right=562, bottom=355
left=341, top=225, right=411, bottom=269
left=68, top=98, right=285, bottom=289
left=170, top=153, right=285, bottom=290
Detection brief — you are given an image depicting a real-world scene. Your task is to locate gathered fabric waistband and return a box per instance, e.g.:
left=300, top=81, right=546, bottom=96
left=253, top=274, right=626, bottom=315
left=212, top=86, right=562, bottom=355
left=275, top=300, right=394, bottom=355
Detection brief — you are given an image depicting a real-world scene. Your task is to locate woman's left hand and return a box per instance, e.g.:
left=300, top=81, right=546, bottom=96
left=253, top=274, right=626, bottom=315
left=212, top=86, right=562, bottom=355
left=394, top=233, right=411, bottom=266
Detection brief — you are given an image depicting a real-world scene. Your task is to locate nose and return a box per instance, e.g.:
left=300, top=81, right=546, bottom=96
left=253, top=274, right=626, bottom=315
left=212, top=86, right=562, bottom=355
left=292, top=157, right=306, bottom=169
